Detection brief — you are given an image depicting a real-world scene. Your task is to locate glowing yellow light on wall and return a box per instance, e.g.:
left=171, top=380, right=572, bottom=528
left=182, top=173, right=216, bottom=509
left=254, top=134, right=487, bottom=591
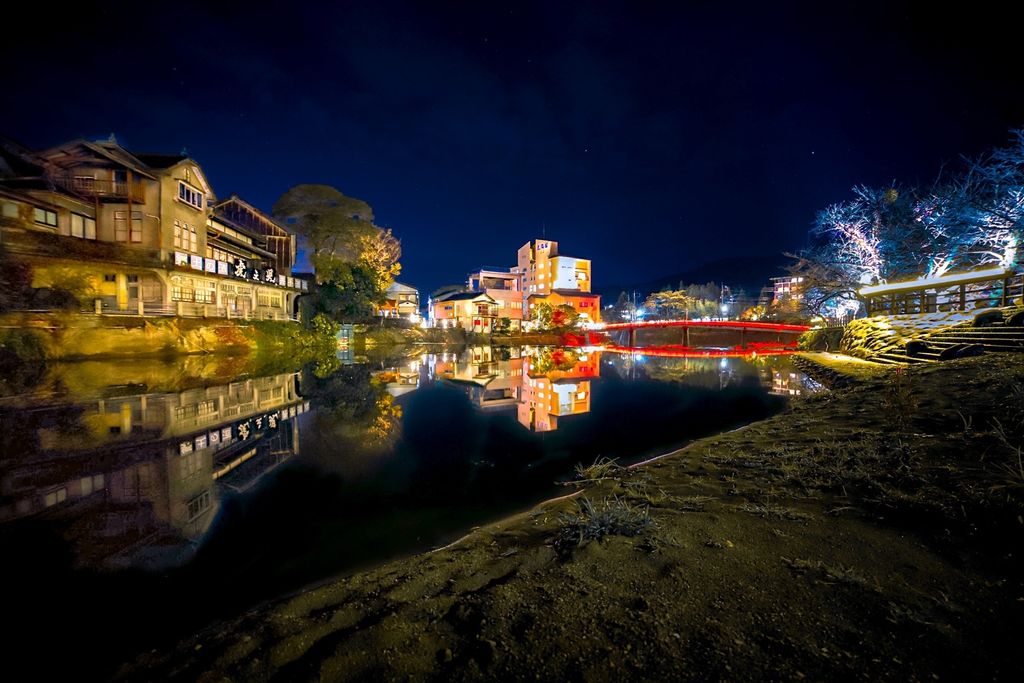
left=857, top=266, right=1011, bottom=297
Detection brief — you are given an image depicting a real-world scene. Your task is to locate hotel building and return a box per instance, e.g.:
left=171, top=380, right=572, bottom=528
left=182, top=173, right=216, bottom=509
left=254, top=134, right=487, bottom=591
left=516, top=239, right=600, bottom=326
left=0, top=136, right=305, bottom=321
left=428, top=238, right=600, bottom=330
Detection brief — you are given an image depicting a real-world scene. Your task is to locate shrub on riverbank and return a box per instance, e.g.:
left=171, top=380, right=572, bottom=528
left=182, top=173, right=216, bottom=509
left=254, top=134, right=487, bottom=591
left=798, top=326, right=843, bottom=351
left=0, top=328, right=47, bottom=395
left=554, top=496, right=654, bottom=557
left=250, top=314, right=340, bottom=373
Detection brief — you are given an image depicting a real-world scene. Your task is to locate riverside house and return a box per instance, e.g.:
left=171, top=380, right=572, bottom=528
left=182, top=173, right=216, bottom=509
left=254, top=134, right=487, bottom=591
left=0, top=136, right=305, bottom=320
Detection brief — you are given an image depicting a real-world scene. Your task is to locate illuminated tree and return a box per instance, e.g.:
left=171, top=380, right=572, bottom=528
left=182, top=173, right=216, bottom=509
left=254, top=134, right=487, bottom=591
left=934, top=131, right=1024, bottom=270
left=644, top=290, right=698, bottom=318
left=531, top=347, right=579, bottom=373
left=534, top=303, right=581, bottom=330
left=273, top=184, right=402, bottom=321
left=793, top=129, right=1024, bottom=320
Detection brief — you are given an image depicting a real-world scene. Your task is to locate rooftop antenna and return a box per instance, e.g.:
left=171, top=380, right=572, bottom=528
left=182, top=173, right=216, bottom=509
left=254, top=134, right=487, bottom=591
left=541, top=221, right=546, bottom=238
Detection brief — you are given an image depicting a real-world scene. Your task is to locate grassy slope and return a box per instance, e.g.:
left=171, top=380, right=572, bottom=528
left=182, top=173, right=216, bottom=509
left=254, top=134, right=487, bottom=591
left=118, top=353, right=1024, bottom=682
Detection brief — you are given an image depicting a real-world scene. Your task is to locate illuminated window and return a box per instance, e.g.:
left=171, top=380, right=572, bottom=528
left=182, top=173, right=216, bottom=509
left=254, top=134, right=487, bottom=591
left=178, top=181, right=204, bottom=210
left=44, top=488, right=67, bottom=507
left=70, top=214, right=96, bottom=239
left=194, top=281, right=216, bottom=304
left=114, top=211, right=142, bottom=242
left=33, top=207, right=58, bottom=227
left=174, top=220, right=198, bottom=252
left=2, top=202, right=18, bottom=218
left=206, top=245, right=234, bottom=262
left=258, top=293, right=283, bottom=308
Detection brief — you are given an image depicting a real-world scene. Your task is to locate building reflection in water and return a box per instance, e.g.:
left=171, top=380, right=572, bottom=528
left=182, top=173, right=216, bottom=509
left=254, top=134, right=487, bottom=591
left=430, top=346, right=599, bottom=432
left=372, top=358, right=422, bottom=398
left=0, top=371, right=308, bottom=569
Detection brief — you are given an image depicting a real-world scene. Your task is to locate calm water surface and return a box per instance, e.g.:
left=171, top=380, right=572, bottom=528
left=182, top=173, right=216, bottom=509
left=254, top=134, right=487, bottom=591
left=0, top=345, right=819, bottom=678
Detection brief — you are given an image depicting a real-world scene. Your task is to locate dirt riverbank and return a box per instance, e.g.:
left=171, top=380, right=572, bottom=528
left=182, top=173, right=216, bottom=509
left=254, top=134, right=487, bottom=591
left=118, top=352, right=1024, bottom=682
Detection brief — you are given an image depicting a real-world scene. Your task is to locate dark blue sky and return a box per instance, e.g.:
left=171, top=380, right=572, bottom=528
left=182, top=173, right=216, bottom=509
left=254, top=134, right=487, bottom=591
left=3, top=1, right=1024, bottom=295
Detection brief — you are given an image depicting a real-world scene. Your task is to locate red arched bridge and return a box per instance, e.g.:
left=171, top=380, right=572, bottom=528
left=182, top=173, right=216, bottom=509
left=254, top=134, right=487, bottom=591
left=597, top=320, right=811, bottom=333
left=594, top=319, right=810, bottom=348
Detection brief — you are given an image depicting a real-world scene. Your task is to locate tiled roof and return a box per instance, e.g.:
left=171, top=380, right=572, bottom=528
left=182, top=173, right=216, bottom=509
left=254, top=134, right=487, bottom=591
left=437, top=291, right=495, bottom=302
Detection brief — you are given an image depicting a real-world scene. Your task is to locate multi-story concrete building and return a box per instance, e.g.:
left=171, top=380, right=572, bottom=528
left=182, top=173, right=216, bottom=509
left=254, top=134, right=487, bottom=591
left=0, top=136, right=305, bottom=320
left=771, top=275, right=804, bottom=303
left=516, top=239, right=600, bottom=326
left=427, top=238, right=599, bottom=330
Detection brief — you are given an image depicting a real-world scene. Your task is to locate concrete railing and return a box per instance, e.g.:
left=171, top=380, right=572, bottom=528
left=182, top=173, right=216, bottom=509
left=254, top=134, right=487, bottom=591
left=91, top=299, right=298, bottom=321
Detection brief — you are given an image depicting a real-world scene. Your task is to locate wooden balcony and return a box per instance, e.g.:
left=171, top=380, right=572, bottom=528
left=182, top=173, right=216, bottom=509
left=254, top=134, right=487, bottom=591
left=52, top=173, right=146, bottom=203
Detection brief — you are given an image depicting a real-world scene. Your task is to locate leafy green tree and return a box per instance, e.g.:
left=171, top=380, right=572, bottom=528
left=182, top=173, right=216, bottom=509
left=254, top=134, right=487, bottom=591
left=492, top=316, right=511, bottom=335
left=644, top=290, right=697, bottom=319
left=273, top=184, right=401, bottom=321
left=272, top=184, right=376, bottom=261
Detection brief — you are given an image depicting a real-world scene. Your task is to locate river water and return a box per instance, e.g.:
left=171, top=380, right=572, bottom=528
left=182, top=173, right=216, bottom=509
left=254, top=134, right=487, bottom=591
left=0, top=345, right=820, bottom=678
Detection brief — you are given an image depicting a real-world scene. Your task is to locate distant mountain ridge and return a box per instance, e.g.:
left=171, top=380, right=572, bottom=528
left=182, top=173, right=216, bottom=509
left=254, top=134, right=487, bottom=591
left=598, top=255, right=791, bottom=299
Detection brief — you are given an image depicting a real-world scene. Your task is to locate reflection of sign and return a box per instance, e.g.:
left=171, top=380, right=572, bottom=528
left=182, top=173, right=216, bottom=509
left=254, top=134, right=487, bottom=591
left=176, top=404, right=307, bottom=458
left=232, top=406, right=303, bottom=441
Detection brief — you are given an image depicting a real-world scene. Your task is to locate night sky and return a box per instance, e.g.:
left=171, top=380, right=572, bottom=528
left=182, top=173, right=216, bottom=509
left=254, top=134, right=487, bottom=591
left=3, top=1, right=1024, bottom=295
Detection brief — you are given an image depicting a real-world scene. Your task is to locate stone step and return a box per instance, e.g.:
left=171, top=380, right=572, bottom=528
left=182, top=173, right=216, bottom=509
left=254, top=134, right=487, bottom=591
left=874, top=351, right=930, bottom=364
left=925, top=337, right=1024, bottom=347
left=932, top=329, right=1024, bottom=337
